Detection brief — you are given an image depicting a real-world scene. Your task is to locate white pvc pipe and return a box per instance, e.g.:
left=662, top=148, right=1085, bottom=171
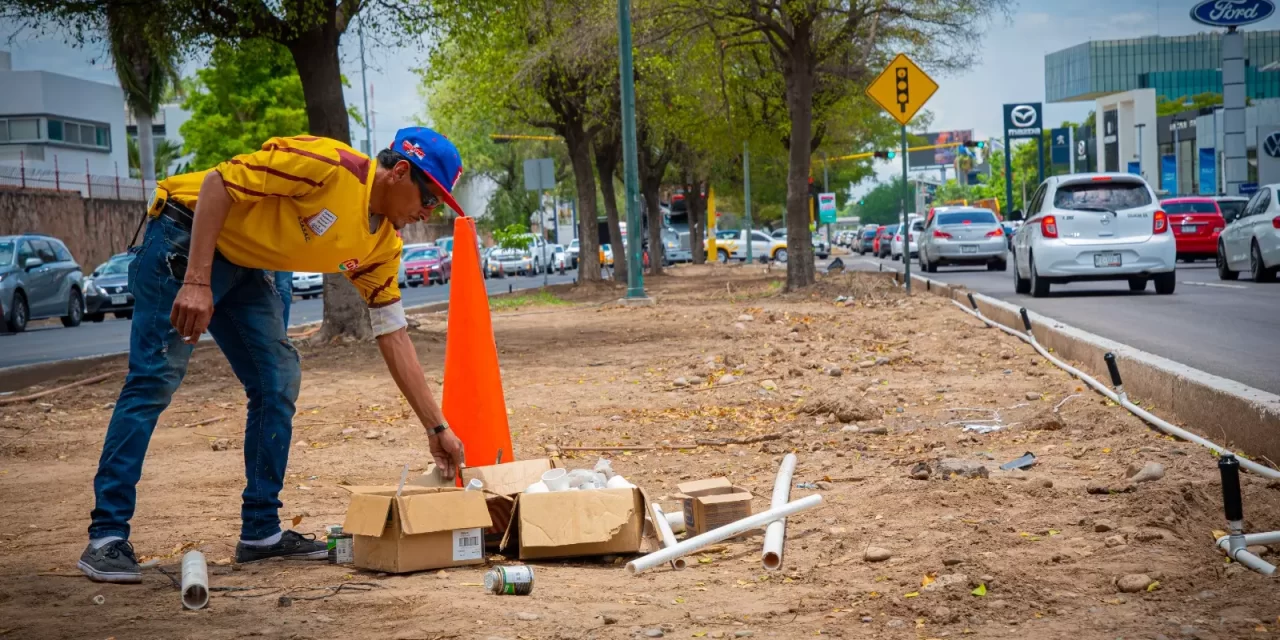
left=665, top=510, right=686, bottom=534
left=181, top=550, right=209, bottom=610
left=950, top=300, right=1280, bottom=481
left=762, top=453, right=797, bottom=571
left=1216, top=536, right=1278, bottom=577
left=650, top=504, right=687, bottom=571
left=1239, top=531, right=1280, bottom=546
left=627, top=495, right=823, bottom=575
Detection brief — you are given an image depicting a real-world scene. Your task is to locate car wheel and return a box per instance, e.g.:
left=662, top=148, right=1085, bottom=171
left=992, top=259, right=1007, bottom=272
left=1217, top=243, right=1239, bottom=281
left=1127, top=278, right=1148, bottom=292
left=1013, top=259, right=1031, bottom=294
left=1030, top=254, right=1050, bottom=298
left=5, top=291, right=28, bottom=333
left=115, top=311, right=133, bottom=320
left=87, top=313, right=105, bottom=323
left=1251, top=242, right=1276, bottom=283
left=774, top=249, right=788, bottom=263
left=717, top=249, right=730, bottom=263
left=61, top=289, right=84, bottom=327
left=1153, top=271, right=1176, bottom=295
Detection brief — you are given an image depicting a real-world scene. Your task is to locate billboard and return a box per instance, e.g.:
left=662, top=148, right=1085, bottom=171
left=907, top=130, right=973, bottom=168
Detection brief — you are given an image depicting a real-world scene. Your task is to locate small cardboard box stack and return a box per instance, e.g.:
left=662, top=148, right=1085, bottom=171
left=460, top=458, right=561, bottom=549
left=675, top=477, right=753, bottom=536
left=342, top=486, right=492, bottom=573
left=501, top=486, right=659, bottom=560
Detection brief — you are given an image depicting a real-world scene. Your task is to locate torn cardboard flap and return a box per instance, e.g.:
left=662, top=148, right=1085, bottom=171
left=462, top=458, right=561, bottom=496
left=518, top=489, right=635, bottom=547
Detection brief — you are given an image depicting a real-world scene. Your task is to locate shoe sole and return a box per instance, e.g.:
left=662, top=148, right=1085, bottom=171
left=77, top=560, right=142, bottom=584
left=235, top=548, right=330, bottom=564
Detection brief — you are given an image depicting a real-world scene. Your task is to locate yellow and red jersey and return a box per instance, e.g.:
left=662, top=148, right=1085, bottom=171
left=152, top=136, right=403, bottom=308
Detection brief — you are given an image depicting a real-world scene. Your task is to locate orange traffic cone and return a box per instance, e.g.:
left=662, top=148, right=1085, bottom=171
left=442, top=216, right=514, bottom=472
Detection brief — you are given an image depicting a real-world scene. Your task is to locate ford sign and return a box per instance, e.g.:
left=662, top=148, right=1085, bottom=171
left=1190, top=0, right=1275, bottom=27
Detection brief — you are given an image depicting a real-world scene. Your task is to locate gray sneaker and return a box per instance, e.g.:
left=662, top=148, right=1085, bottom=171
left=77, top=540, right=142, bottom=583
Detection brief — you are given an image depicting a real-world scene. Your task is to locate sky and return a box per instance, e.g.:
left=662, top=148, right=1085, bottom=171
left=5, top=1, right=1280, bottom=196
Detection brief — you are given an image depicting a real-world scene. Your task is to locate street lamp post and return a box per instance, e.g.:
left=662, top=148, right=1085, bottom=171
left=617, top=0, right=646, bottom=299
left=1135, top=123, right=1146, bottom=179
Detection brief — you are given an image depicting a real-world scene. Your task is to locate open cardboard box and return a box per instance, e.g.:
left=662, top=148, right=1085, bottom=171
left=675, top=477, right=754, bottom=536
left=459, top=458, right=562, bottom=549
left=500, top=486, right=661, bottom=560
left=342, top=486, right=492, bottom=573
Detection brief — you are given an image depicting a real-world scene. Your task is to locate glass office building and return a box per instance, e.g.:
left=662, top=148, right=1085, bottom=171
left=1045, top=31, right=1280, bottom=103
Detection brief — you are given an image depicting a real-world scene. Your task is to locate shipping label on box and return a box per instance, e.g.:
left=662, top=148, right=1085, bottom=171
left=341, top=486, right=492, bottom=574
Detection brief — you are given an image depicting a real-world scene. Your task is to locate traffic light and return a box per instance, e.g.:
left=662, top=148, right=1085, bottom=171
left=962, top=140, right=986, bottom=149
left=872, top=150, right=897, bottom=160
left=858, top=199, right=866, bottom=206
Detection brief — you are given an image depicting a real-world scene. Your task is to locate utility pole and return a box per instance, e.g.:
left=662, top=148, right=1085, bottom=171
left=744, top=142, right=753, bottom=263
left=359, top=19, right=372, bottom=155
left=617, top=0, right=645, bottom=299
left=900, top=126, right=911, bottom=294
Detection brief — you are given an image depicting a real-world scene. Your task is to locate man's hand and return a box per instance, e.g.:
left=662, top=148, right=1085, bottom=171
left=170, top=283, right=214, bottom=344
left=429, top=428, right=466, bottom=480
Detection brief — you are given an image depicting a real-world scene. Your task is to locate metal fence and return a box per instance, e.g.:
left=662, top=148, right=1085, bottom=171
left=0, top=161, right=151, bottom=201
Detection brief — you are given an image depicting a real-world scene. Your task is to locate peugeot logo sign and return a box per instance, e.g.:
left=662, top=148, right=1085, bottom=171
left=1010, top=105, right=1038, bottom=128
left=1264, top=131, right=1280, bottom=159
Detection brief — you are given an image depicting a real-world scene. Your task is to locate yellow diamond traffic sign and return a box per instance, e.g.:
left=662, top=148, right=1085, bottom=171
left=865, top=53, right=938, bottom=126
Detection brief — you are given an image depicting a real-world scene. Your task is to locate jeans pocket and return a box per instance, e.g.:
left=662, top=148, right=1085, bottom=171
left=162, top=220, right=192, bottom=254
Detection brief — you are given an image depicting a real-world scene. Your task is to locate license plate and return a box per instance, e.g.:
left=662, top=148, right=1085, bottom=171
left=111, top=294, right=127, bottom=305
left=1093, top=253, right=1122, bottom=268
left=1181, top=224, right=1198, bottom=234
left=961, top=245, right=978, bottom=253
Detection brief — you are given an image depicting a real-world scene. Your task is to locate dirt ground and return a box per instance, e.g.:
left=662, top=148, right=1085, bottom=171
left=1, top=265, right=1278, bottom=640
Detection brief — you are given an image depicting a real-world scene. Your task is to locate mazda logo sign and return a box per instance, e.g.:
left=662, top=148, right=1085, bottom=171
left=1264, top=131, right=1280, bottom=159
left=1011, top=105, right=1038, bottom=128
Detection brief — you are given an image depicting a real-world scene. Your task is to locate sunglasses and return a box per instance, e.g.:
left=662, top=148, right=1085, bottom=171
left=408, top=166, right=442, bottom=210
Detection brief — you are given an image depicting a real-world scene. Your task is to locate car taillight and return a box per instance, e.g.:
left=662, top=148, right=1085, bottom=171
left=908, top=233, right=914, bottom=241
left=985, top=227, right=1005, bottom=237
left=1041, top=215, right=1058, bottom=238
left=895, top=234, right=902, bottom=241
left=1273, top=216, right=1280, bottom=229
left=933, top=229, right=952, bottom=239
left=1153, top=210, right=1168, bottom=234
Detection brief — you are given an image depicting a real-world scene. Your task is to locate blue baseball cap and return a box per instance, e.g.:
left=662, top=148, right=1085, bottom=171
left=391, top=126, right=466, bottom=216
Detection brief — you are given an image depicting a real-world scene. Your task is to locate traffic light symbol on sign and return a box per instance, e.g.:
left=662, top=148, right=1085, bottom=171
left=873, top=150, right=897, bottom=160
left=895, top=68, right=909, bottom=114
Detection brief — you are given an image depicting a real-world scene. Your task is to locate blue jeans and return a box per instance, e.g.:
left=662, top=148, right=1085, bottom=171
left=89, top=215, right=301, bottom=541
left=273, top=271, right=293, bottom=327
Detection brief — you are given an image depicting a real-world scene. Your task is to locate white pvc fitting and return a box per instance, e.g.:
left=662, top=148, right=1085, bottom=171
left=650, top=503, right=687, bottom=570
left=762, top=453, right=797, bottom=571
left=525, top=481, right=549, bottom=494
left=606, top=475, right=636, bottom=489
left=181, top=550, right=209, bottom=610
left=665, top=510, right=686, bottom=534
left=541, top=468, right=570, bottom=492
left=627, top=495, right=823, bottom=575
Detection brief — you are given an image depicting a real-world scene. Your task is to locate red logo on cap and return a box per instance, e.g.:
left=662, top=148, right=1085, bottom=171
left=401, top=139, right=426, bottom=160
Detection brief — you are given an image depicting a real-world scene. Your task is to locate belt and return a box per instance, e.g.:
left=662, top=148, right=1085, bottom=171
left=160, top=200, right=194, bottom=232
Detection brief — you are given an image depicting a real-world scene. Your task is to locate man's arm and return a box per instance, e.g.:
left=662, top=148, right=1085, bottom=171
left=171, top=170, right=233, bottom=343
left=376, top=326, right=466, bottom=479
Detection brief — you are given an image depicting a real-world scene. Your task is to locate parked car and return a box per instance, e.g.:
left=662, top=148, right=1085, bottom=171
left=403, top=246, right=451, bottom=286
left=492, top=247, right=536, bottom=276
left=874, top=224, right=898, bottom=258
left=600, top=244, right=614, bottom=266
left=289, top=272, right=323, bottom=300
left=1160, top=197, right=1226, bottom=262
left=84, top=253, right=136, bottom=321
left=1217, top=184, right=1280, bottom=282
left=857, top=228, right=878, bottom=255
left=711, top=229, right=788, bottom=263
left=770, top=228, right=829, bottom=259
left=0, top=234, right=85, bottom=332
left=891, top=218, right=924, bottom=261
left=1012, top=173, right=1175, bottom=297
left=398, top=242, right=434, bottom=288
left=550, top=244, right=567, bottom=272
left=1214, top=196, right=1248, bottom=227
left=918, top=208, right=1007, bottom=272
left=566, top=239, right=580, bottom=268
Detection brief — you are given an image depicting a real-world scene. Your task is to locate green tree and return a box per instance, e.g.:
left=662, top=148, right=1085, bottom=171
left=1157, top=92, right=1223, bottom=117
left=178, top=39, right=308, bottom=171
left=128, top=136, right=184, bottom=180
left=105, top=2, right=182, bottom=188
left=856, top=177, right=913, bottom=225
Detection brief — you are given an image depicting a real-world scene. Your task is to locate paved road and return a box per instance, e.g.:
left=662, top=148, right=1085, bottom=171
left=0, top=271, right=575, bottom=369
left=848, top=251, right=1280, bottom=395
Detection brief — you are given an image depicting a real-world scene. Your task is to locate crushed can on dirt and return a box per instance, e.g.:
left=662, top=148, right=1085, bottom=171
left=484, top=565, right=535, bottom=595
left=327, top=524, right=353, bottom=564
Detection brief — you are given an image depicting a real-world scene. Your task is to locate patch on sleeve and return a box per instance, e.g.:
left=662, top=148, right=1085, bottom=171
left=369, top=300, right=407, bottom=337
left=305, top=209, right=338, bottom=236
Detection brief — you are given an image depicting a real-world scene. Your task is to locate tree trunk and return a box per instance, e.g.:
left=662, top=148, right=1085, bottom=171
left=782, top=30, right=817, bottom=291
left=566, top=131, right=602, bottom=282
left=686, top=177, right=706, bottom=264
left=644, top=185, right=663, bottom=275
left=287, top=24, right=369, bottom=340
left=593, top=143, right=627, bottom=284
left=136, top=112, right=156, bottom=188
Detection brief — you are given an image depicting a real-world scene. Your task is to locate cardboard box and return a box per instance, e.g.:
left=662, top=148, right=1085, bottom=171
left=461, top=458, right=562, bottom=549
left=342, top=486, right=492, bottom=573
left=501, top=487, right=659, bottom=560
left=676, top=477, right=753, bottom=536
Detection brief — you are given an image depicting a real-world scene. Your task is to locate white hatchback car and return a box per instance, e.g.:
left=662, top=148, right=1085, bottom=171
left=1217, top=184, right=1280, bottom=282
left=1012, top=173, right=1175, bottom=297
left=890, top=218, right=924, bottom=261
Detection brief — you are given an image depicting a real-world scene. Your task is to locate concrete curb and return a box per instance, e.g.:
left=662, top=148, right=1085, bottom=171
left=895, top=271, right=1280, bottom=466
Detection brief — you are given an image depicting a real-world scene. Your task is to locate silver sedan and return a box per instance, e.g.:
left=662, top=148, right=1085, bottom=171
left=918, top=208, right=1008, bottom=272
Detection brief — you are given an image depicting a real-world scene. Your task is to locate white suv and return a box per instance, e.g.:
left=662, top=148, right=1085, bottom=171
left=1011, top=173, right=1175, bottom=297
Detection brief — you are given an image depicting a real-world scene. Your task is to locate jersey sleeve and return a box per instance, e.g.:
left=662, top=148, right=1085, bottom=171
left=344, top=242, right=405, bottom=336
left=213, top=136, right=339, bottom=203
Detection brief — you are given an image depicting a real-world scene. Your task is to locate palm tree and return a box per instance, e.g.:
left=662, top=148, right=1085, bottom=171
left=128, top=136, right=184, bottom=180
left=106, top=4, right=181, bottom=189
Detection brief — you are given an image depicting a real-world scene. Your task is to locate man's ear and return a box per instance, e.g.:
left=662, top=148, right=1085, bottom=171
left=394, top=160, right=412, bottom=182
